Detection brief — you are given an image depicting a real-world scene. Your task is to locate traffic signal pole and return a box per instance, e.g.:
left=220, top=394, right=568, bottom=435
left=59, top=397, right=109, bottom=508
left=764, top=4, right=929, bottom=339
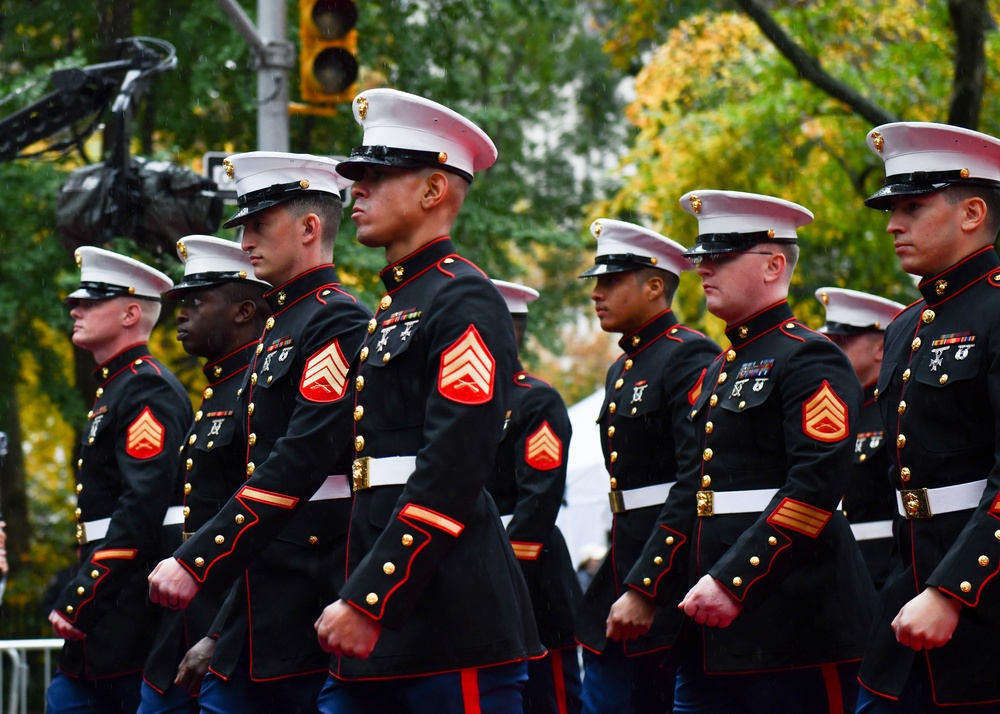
left=216, top=0, right=293, bottom=151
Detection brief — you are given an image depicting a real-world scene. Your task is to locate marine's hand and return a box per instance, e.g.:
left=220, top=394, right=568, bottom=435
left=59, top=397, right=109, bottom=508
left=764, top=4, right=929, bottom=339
left=148, top=557, right=200, bottom=610
left=678, top=574, right=743, bottom=628
left=607, top=589, right=656, bottom=641
left=892, top=587, right=961, bottom=651
left=315, top=599, right=381, bottom=658
left=175, top=636, right=216, bottom=695
left=49, top=609, right=85, bottom=640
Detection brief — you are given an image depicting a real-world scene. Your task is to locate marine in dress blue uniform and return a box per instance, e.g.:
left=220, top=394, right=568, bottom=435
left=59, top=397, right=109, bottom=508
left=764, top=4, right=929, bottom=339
left=664, top=191, right=876, bottom=713
left=147, top=153, right=371, bottom=714
left=576, top=219, right=719, bottom=714
left=854, top=123, right=1000, bottom=712
left=47, top=248, right=192, bottom=714
left=816, top=287, right=904, bottom=591
left=139, top=236, right=270, bottom=714
left=314, top=88, right=543, bottom=714
left=489, top=280, right=583, bottom=714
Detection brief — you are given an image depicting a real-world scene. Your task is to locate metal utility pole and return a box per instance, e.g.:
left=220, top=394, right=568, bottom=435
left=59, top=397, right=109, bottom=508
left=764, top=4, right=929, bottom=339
left=215, top=0, right=294, bottom=151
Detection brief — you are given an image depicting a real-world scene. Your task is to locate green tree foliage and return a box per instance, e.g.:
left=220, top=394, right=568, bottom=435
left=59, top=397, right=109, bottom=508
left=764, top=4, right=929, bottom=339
left=593, top=0, right=1000, bottom=341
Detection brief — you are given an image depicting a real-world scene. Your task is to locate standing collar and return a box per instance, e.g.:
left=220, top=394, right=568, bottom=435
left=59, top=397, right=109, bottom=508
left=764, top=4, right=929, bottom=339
left=617, top=309, right=679, bottom=355
left=918, top=247, right=1000, bottom=307
left=380, top=236, right=457, bottom=292
left=203, top=340, right=260, bottom=385
left=94, top=343, right=151, bottom=383
left=725, top=301, right=795, bottom=350
left=264, top=265, right=340, bottom=314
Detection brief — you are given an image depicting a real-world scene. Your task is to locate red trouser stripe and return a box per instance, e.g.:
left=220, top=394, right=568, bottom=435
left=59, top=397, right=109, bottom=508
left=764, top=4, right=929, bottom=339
left=550, top=649, right=568, bottom=714
left=821, top=663, right=842, bottom=714
left=461, top=668, right=481, bottom=714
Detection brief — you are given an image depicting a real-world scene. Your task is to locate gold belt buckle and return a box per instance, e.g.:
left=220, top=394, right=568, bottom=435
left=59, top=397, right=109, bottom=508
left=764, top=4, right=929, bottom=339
left=608, top=490, right=625, bottom=514
left=900, top=488, right=931, bottom=519
left=696, top=490, right=715, bottom=517
left=76, top=523, right=86, bottom=545
left=352, top=457, right=371, bottom=491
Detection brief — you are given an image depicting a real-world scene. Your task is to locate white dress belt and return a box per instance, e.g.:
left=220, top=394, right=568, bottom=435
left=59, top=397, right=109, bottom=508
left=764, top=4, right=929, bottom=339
left=706, top=488, right=779, bottom=515
left=78, top=505, right=185, bottom=545
left=609, top=482, right=674, bottom=514
left=896, top=479, right=987, bottom=519
left=309, top=474, right=351, bottom=501
left=850, top=520, right=894, bottom=541
left=352, top=455, right=417, bottom=491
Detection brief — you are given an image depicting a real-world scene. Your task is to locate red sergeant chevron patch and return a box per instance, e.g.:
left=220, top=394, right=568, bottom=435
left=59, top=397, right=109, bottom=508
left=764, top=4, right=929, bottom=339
left=802, top=380, right=848, bottom=442
left=525, top=421, right=562, bottom=470
left=438, top=325, right=495, bottom=405
left=300, top=339, right=349, bottom=402
left=510, top=541, right=543, bottom=560
left=766, top=497, right=831, bottom=538
left=126, top=407, right=164, bottom=458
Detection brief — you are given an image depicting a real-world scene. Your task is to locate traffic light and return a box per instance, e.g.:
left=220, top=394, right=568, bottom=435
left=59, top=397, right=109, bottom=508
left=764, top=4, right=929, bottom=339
left=299, top=0, right=359, bottom=104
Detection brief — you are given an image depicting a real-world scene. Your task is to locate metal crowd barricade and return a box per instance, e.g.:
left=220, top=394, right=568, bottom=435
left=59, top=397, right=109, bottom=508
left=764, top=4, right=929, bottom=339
left=0, top=639, right=62, bottom=714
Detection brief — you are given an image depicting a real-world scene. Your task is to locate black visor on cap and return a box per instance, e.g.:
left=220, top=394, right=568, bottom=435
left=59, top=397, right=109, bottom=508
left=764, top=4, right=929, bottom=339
left=864, top=169, right=1000, bottom=210
left=578, top=254, right=660, bottom=278
left=680, top=231, right=793, bottom=258
left=164, top=272, right=254, bottom=300
left=65, top=282, right=161, bottom=305
left=222, top=181, right=341, bottom=229
left=336, top=145, right=474, bottom=183
left=819, top=321, right=883, bottom=336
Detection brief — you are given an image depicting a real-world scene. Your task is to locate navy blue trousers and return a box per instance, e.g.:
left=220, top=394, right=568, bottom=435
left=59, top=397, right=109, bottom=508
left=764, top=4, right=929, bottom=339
left=318, top=661, right=528, bottom=714
left=673, top=659, right=860, bottom=714
left=46, top=671, right=143, bottom=714
left=580, top=643, right=674, bottom=714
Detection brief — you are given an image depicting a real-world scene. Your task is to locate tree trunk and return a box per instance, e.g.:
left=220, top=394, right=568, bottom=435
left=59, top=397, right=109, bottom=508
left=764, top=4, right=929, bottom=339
left=948, top=0, right=990, bottom=129
left=0, top=346, right=30, bottom=577
left=735, top=0, right=899, bottom=127
left=97, top=0, right=136, bottom=63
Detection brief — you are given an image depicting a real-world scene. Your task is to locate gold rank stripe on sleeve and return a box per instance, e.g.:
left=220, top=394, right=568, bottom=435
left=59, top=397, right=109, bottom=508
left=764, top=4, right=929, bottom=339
left=125, top=407, right=165, bottom=458
left=766, top=498, right=832, bottom=538
left=400, top=503, right=464, bottom=537
left=510, top=541, right=543, bottom=560
left=992, top=492, right=1000, bottom=513
left=91, top=548, right=138, bottom=560
left=237, top=485, right=299, bottom=509
left=801, top=380, right=849, bottom=443
left=299, top=338, right=350, bottom=402
left=437, top=325, right=495, bottom=405
left=524, top=421, right=563, bottom=470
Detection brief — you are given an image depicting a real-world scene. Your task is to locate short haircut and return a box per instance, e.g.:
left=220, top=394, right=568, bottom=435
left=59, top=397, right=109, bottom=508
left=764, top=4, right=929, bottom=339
left=216, top=280, right=272, bottom=331
left=283, top=192, right=344, bottom=256
left=137, top=299, right=161, bottom=334
left=216, top=279, right=269, bottom=306
left=763, top=242, right=799, bottom=274
left=943, top=183, right=1000, bottom=240
left=633, top=267, right=679, bottom=304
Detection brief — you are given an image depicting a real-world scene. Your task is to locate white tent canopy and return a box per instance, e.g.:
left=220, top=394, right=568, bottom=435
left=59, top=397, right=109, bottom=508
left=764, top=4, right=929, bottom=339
left=556, top=389, right=612, bottom=568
